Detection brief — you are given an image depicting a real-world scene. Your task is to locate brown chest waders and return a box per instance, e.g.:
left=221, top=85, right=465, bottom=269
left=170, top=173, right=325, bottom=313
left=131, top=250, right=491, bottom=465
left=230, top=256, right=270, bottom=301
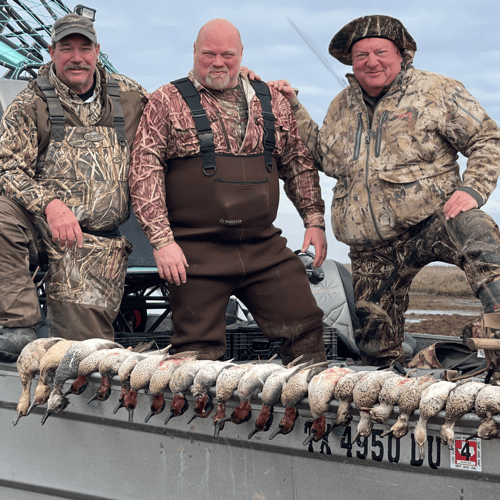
left=164, top=78, right=326, bottom=363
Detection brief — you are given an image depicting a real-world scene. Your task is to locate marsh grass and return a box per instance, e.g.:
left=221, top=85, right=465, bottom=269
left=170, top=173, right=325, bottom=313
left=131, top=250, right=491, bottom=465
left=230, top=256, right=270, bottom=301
left=342, top=264, right=474, bottom=297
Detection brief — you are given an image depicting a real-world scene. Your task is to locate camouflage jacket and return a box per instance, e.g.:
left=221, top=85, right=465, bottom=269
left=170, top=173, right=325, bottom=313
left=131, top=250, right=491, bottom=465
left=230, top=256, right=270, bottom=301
left=292, top=67, right=500, bottom=250
left=129, top=71, right=325, bottom=249
left=0, top=62, right=147, bottom=225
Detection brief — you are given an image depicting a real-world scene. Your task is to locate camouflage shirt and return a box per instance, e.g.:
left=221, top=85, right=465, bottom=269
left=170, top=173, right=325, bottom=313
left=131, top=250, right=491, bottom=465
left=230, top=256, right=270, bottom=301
left=0, top=62, right=147, bottom=219
left=291, top=66, right=500, bottom=250
left=129, top=71, right=325, bottom=249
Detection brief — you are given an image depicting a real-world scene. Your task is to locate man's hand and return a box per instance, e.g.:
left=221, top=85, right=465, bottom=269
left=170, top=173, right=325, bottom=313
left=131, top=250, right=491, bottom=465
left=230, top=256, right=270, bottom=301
left=153, top=242, right=189, bottom=286
left=267, top=79, right=296, bottom=99
left=301, top=227, right=327, bottom=268
left=443, top=191, right=478, bottom=221
left=240, top=66, right=261, bottom=81
left=45, top=199, right=83, bottom=248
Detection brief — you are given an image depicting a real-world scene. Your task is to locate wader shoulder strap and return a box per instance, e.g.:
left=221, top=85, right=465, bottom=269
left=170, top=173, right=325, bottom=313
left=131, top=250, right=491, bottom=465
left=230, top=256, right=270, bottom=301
left=171, top=77, right=216, bottom=176
left=36, top=75, right=65, bottom=142
left=105, top=76, right=128, bottom=143
left=249, top=80, right=276, bottom=171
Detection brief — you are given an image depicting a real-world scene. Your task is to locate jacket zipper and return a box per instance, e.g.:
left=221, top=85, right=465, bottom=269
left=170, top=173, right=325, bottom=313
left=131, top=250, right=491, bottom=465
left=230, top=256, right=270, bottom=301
left=450, top=95, right=482, bottom=125
left=363, top=101, right=385, bottom=243
left=375, top=110, right=389, bottom=157
left=353, top=113, right=363, bottom=161
left=217, top=112, right=231, bottom=151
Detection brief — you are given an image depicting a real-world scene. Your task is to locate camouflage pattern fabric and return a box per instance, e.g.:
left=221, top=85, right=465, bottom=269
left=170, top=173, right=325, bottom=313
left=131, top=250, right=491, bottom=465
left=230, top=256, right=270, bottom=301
left=329, top=15, right=417, bottom=66
left=407, top=343, right=444, bottom=370
left=34, top=124, right=130, bottom=231
left=291, top=67, right=500, bottom=250
left=37, top=219, right=132, bottom=310
left=351, top=209, right=500, bottom=365
left=129, top=71, right=325, bottom=250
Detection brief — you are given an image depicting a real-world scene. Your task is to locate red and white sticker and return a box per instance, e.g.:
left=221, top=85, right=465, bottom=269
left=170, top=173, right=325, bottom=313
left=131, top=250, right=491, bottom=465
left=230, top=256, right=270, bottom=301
left=450, top=434, right=482, bottom=472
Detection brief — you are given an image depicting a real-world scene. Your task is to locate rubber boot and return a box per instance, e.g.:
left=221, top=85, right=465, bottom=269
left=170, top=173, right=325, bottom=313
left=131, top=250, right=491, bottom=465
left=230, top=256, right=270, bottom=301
left=462, top=281, right=500, bottom=340
left=0, top=326, right=37, bottom=362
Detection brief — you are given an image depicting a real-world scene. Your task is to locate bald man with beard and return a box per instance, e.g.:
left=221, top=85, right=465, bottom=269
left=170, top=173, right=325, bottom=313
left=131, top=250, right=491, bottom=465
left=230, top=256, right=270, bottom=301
left=129, top=19, right=328, bottom=364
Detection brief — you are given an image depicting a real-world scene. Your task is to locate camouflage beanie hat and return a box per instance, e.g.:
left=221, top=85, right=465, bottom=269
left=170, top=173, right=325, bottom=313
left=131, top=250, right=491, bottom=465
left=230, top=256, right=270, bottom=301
left=329, top=15, right=417, bottom=66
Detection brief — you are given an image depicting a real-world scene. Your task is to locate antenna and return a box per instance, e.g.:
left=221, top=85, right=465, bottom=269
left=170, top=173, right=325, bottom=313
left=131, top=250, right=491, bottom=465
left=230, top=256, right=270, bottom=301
left=287, top=17, right=347, bottom=89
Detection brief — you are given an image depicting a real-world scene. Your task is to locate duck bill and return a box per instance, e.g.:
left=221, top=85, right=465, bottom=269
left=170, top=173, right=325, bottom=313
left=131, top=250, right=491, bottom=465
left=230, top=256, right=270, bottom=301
left=465, top=432, right=479, bottom=441
left=214, top=416, right=231, bottom=438
left=164, top=411, right=175, bottom=426
left=12, top=412, right=23, bottom=426
left=87, top=393, right=99, bottom=404
left=187, top=413, right=198, bottom=425
left=303, top=433, right=315, bottom=446
left=27, top=400, right=38, bottom=416
left=268, top=426, right=283, bottom=440
left=145, top=410, right=154, bottom=423
left=128, top=407, right=134, bottom=423
left=380, top=428, right=393, bottom=438
left=113, top=400, right=124, bottom=414
left=248, top=427, right=261, bottom=440
left=41, top=409, right=52, bottom=425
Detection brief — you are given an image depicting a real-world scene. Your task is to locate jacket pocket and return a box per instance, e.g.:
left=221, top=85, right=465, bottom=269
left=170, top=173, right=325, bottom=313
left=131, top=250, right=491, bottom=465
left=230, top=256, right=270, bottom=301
left=378, top=165, right=458, bottom=226
left=169, top=111, right=202, bottom=156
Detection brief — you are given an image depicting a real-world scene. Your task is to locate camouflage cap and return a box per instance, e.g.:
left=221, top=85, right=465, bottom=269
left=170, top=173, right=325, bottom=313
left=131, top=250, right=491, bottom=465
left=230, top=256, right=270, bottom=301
left=329, top=15, right=417, bottom=66
left=51, top=13, right=97, bottom=45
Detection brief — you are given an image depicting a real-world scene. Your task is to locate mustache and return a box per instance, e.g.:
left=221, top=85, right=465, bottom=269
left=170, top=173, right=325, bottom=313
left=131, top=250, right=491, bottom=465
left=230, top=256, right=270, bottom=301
left=64, top=63, right=91, bottom=71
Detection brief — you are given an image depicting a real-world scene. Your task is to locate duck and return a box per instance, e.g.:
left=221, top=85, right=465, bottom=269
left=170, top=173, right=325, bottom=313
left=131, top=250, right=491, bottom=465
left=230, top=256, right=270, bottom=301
left=90, top=344, right=169, bottom=404
left=114, top=351, right=154, bottom=414
left=303, top=366, right=353, bottom=445
left=187, top=359, right=236, bottom=424
left=332, top=371, right=369, bottom=429
left=213, top=363, right=256, bottom=437
left=440, top=380, right=485, bottom=449
left=164, top=359, right=216, bottom=425
left=229, top=355, right=283, bottom=427
left=248, top=358, right=311, bottom=439
left=383, top=375, right=437, bottom=439
left=414, top=381, right=456, bottom=459
left=69, top=347, right=127, bottom=399
left=366, top=375, right=414, bottom=424
left=28, top=339, right=77, bottom=416
left=42, top=339, right=121, bottom=424
left=268, top=362, right=329, bottom=440
left=144, top=352, right=198, bottom=423
left=124, top=350, right=172, bottom=422
left=471, top=384, right=500, bottom=440
left=352, top=370, right=399, bottom=442
left=13, top=337, right=63, bottom=426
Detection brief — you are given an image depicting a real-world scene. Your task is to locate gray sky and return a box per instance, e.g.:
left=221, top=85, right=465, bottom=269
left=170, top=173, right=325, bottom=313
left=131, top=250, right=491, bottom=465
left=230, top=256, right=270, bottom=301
left=69, top=0, right=500, bottom=263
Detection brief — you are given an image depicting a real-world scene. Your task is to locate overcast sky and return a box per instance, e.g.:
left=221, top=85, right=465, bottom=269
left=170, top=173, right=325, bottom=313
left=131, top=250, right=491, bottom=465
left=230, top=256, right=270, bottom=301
left=63, top=0, right=500, bottom=263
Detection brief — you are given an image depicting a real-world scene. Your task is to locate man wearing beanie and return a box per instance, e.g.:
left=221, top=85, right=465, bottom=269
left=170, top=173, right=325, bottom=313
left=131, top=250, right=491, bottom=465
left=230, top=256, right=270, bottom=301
left=272, top=15, right=500, bottom=367
left=0, top=13, right=147, bottom=360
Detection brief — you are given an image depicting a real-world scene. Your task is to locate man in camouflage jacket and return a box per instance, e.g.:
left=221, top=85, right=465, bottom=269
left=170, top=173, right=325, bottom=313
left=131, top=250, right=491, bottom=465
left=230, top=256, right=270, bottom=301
left=129, top=19, right=328, bottom=364
left=271, top=15, right=500, bottom=365
left=0, top=14, right=147, bottom=360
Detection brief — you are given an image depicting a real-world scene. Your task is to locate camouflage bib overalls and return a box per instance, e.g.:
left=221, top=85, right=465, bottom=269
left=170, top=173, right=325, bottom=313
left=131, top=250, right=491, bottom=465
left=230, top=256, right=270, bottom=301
left=33, top=76, right=132, bottom=340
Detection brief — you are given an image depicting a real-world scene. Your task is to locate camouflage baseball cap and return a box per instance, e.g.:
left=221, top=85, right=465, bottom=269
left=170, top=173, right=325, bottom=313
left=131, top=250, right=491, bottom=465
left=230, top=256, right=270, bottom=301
left=51, top=13, right=97, bottom=45
left=329, top=15, right=417, bottom=66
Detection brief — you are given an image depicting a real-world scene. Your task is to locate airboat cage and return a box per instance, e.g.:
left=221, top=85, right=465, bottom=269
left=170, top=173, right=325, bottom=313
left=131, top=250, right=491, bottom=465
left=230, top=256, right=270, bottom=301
left=0, top=0, right=116, bottom=81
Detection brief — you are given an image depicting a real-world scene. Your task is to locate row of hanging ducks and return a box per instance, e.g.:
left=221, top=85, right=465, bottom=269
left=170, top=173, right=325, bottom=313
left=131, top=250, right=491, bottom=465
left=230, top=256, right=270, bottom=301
left=13, top=337, right=500, bottom=460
